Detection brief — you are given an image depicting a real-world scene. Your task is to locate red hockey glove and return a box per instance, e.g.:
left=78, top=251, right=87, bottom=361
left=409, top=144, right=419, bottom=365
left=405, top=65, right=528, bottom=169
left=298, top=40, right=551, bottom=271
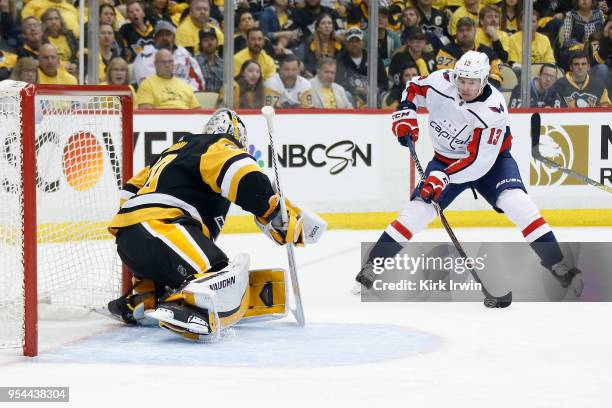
left=391, top=101, right=419, bottom=146
left=420, top=171, right=449, bottom=203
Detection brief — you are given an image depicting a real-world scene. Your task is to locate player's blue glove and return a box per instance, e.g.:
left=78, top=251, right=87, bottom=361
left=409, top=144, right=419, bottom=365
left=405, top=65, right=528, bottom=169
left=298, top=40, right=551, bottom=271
left=420, top=170, right=449, bottom=203
left=391, top=101, right=419, bottom=146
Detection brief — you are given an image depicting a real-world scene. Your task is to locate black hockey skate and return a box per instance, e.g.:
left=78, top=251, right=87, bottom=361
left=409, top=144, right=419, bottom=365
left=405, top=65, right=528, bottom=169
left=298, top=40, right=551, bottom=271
left=546, top=262, right=584, bottom=297
left=107, top=294, right=138, bottom=325
left=353, top=262, right=376, bottom=294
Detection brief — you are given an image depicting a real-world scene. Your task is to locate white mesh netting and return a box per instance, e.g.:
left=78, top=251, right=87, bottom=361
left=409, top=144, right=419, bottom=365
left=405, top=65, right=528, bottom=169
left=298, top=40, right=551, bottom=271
left=0, top=81, right=125, bottom=349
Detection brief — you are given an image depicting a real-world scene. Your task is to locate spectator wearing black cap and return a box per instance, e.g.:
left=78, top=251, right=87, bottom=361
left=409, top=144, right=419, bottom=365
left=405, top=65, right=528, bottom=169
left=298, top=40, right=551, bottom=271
left=196, top=27, right=224, bottom=93
left=132, top=20, right=204, bottom=91
left=377, top=7, right=401, bottom=68
left=335, top=27, right=388, bottom=108
left=436, top=16, right=503, bottom=87
left=389, top=27, right=436, bottom=87
left=400, top=6, right=442, bottom=53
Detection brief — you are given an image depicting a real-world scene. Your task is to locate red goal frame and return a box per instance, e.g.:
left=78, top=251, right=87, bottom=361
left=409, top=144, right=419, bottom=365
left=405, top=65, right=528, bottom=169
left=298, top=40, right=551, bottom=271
left=19, top=84, right=133, bottom=357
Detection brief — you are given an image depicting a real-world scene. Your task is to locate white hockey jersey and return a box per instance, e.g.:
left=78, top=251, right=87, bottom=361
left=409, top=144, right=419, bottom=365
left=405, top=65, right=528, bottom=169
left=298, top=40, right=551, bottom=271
left=264, top=74, right=314, bottom=108
left=401, top=69, right=512, bottom=184
left=132, top=44, right=205, bottom=91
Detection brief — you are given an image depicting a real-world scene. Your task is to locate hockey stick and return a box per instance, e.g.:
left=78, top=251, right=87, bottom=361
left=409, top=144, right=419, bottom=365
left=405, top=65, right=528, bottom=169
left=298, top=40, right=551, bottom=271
left=405, top=137, right=513, bottom=308
left=261, top=106, right=306, bottom=327
left=531, top=112, right=612, bottom=194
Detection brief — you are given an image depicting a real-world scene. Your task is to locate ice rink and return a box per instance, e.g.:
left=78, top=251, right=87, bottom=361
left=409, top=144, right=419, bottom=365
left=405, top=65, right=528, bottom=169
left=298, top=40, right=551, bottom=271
left=1, top=227, right=611, bottom=407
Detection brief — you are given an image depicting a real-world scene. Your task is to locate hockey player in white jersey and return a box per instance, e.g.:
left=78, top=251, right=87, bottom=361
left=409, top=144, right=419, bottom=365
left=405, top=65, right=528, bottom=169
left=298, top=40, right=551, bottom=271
left=354, top=51, right=583, bottom=296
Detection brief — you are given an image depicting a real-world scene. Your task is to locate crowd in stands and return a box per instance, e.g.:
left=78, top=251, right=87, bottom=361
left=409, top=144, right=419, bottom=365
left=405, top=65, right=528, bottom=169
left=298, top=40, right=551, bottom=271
left=1, top=0, right=610, bottom=109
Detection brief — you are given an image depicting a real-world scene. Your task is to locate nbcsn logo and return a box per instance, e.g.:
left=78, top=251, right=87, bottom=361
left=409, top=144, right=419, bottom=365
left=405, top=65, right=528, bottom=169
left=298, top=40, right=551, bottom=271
left=248, top=144, right=265, bottom=168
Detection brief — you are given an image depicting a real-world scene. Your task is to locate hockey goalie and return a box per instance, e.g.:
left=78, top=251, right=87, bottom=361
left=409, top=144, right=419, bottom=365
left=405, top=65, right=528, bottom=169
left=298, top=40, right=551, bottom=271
left=107, top=109, right=326, bottom=340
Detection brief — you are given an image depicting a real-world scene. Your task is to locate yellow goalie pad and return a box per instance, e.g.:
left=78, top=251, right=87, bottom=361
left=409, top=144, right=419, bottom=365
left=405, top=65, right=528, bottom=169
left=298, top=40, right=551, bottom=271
left=244, top=268, right=287, bottom=319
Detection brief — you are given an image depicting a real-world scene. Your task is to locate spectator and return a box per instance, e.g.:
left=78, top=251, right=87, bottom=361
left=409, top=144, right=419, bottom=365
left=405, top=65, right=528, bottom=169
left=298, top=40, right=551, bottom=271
left=476, top=5, right=510, bottom=62
left=377, top=7, right=402, bottom=68
left=176, top=0, right=224, bottom=55
left=508, top=63, right=558, bottom=108
left=259, top=0, right=301, bottom=48
left=500, top=0, right=522, bottom=34
left=400, top=6, right=441, bottom=52
left=147, top=0, right=177, bottom=26
left=1, top=0, right=22, bottom=52
left=415, top=0, right=451, bottom=50
left=390, top=27, right=436, bottom=87
left=196, top=27, right=223, bottom=93
left=382, top=63, right=420, bottom=109
left=0, top=47, right=17, bottom=80
left=118, top=0, right=155, bottom=62
left=102, top=57, right=136, bottom=106
left=220, top=60, right=266, bottom=109
left=436, top=17, right=503, bottom=87
left=17, top=16, right=43, bottom=59
left=549, top=51, right=611, bottom=107
left=335, top=27, right=388, bottom=108
left=535, top=0, right=572, bottom=42
left=303, top=13, right=343, bottom=76
left=22, top=0, right=81, bottom=38
left=297, top=0, right=341, bottom=38
left=558, top=0, right=605, bottom=69
left=37, top=43, right=77, bottom=84
left=234, top=10, right=256, bottom=53
left=265, top=54, right=314, bottom=108
left=9, top=56, right=38, bottom=83
left=449, top=0, right=482, bottom=37
left=508, top=12, right=556, bottom=69
left=309, top=57, right=353, bottom=108
left=41, top=8, right=78, bottom=76
left=97, top=23, right=123, bottom=83
left=136, top=49, right=200, bottom=109
left=234, top=28, right=277, bottom=80
left=100, top=3, right=123, bottom=32
left=132, top=20, right=204, bottom=91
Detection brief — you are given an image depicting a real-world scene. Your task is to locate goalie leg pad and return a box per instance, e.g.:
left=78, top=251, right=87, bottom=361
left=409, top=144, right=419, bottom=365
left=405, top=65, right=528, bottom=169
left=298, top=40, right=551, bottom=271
left=146, top=254, right=251, bottom=338
left=243, top=268, right=287, bottom=320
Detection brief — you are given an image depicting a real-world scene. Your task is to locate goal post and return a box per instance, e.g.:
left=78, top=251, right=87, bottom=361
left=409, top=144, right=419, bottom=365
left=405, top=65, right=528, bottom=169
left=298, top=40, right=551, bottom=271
left=0, top=81, right=133, bottom=357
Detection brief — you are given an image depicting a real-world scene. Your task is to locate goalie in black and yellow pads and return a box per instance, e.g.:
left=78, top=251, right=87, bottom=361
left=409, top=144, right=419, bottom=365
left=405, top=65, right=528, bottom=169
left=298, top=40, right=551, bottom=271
left=107, top=109, right=325, bottom=339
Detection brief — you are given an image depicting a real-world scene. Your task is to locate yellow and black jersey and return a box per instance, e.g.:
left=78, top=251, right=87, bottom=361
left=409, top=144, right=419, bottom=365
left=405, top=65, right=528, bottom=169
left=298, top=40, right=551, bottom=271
left=109, top=134, right=274, bottom=240
left=435, top=42, right=503, bottom=86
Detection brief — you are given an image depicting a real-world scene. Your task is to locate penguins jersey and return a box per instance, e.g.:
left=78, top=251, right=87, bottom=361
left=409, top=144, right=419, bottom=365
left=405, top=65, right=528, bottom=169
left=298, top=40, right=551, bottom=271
left=109, top=134, right=274, bottom=240
left=264, top=74, right=314, bottom=108
left=402, top=69, right=512, bottom=184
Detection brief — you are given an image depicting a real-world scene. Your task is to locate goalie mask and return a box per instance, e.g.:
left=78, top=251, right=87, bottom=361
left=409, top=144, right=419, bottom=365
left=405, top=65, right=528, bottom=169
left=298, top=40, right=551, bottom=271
left=204, top=109, right=248, bottom=149
left=453, top=51, right=490, bottom=100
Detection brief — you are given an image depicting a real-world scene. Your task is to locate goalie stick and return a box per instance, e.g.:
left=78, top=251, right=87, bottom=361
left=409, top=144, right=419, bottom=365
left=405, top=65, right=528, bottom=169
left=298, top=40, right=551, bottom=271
left=261, top=106, right=306, bottom=326
left=531, top=112, right=612, bottom=194
left=405, top=137, right=513, bottom=308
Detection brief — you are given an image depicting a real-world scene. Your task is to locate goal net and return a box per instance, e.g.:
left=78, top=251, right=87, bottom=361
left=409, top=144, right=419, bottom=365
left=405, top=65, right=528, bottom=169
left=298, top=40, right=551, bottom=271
left=0, top=81, right=133, bottom=356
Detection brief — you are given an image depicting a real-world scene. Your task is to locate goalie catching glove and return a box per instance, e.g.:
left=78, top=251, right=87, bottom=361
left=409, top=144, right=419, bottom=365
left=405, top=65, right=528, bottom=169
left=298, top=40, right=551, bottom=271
left=255, top=194, right=326, bottom=246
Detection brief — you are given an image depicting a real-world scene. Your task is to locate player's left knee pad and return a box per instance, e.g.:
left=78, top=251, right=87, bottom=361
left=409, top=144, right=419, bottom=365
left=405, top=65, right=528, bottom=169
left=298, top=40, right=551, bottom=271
left=496, top=189, right=541, bottom=230
left=146, top=253, right=251, bottom=340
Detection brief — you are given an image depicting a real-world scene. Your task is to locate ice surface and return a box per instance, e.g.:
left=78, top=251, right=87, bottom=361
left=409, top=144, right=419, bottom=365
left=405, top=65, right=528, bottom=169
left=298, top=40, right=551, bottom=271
left=1, top=227, right=611, bottom=407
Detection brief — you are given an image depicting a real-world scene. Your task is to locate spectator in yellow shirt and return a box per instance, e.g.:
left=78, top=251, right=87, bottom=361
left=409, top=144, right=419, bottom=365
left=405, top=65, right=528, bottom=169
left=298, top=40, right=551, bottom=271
left=41, top=8, right=79, bottom=76
left=508, top=12, right=555, bottom=69
left=234, top=28, right=277, bottom=80
left=176, top=0, right=224, bottom=55
left=475, top=5, right=510, bottom=62
left=37, top=43, right=78, bottom=84
left=448, top=0, right=482, bottom=36
left=136, top=49, right=200, bottom=109
left=22, top=0, right=81, bottom=38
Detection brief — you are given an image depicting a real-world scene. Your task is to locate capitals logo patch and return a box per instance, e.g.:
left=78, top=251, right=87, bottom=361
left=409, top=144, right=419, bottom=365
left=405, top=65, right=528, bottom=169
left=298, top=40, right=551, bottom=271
left=489, top=104, right=505, bottom=113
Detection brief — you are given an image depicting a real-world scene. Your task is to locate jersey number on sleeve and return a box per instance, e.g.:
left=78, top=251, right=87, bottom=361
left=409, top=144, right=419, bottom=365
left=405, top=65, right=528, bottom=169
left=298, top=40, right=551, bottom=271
left=487, top=128, right=502, bottom=145
left=140, top=154, right=177, bottom=194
